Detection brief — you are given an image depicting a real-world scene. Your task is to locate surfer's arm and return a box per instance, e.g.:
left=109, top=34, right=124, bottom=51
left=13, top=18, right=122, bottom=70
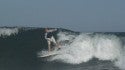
left=47, top=29, right=57, bottom=32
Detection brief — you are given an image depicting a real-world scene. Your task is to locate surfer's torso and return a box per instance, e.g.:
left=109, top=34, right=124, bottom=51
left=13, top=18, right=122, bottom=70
left=45, top=32, right=53, bottom=38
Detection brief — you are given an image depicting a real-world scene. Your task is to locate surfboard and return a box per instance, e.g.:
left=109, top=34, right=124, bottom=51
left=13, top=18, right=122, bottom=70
left=39, top=52, right=57, bottom=57
left=38, top=47, right=61, bottom=58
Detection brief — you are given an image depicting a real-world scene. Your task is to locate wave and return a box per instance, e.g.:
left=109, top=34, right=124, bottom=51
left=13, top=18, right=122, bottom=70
left=0, top=27, right=18, bottom=37
left=1, top=27, right=123, bottom=69
left=39, top=31, right=125, bottom=70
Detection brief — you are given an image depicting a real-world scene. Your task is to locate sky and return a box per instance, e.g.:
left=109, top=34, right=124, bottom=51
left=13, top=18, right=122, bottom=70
left=0, top=0, right=125, bottom=32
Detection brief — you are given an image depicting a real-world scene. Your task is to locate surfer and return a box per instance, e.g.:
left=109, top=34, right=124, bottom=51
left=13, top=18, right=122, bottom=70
left=44, top=28, right=60, bottom=52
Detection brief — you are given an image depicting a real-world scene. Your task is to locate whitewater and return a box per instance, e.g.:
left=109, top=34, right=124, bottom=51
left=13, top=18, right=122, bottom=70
left=0, top=27, right=18, bottom=37
left=39, top=31, right=125, bottom=70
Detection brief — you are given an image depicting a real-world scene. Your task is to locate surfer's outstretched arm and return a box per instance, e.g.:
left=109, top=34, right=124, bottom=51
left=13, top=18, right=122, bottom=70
left=47, top=29, right=57, bottom=32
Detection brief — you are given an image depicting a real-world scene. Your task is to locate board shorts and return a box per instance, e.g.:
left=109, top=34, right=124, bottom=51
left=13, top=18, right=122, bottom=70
left=46, top=36, right=57, bottom=45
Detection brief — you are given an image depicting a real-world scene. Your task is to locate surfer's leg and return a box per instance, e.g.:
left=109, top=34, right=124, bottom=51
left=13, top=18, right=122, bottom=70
left=47, top=40, right=51, bottom=52
left=51, top=36, right=60, bottom=49
left=51, top=36, right=56, bottom=45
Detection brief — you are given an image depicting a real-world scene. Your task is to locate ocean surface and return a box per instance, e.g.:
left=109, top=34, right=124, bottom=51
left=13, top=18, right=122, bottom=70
left=0, top=27, right=125, bottom=70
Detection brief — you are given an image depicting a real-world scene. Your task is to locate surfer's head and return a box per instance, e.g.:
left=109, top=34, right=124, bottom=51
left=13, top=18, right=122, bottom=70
left=45, top=28, right=48, bottom=32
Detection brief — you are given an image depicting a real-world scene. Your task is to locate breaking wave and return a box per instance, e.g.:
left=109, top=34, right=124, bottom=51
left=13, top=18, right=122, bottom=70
left=48, top=32, right=121, bottom=63
left=0, top=28, right=18, bottom=37
left=39, top=31, right=125, bottom=70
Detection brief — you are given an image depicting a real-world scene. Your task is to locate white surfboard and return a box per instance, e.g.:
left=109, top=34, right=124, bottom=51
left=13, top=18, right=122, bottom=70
left=39, top=52, right=57, bottom=57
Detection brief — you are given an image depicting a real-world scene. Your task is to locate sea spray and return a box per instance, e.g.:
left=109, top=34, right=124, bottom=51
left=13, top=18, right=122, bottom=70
left=93, top=34, right=122, bottom=61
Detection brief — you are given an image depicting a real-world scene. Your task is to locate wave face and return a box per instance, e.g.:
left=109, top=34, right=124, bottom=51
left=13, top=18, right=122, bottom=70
left=0, top=27, right=18, bottom=37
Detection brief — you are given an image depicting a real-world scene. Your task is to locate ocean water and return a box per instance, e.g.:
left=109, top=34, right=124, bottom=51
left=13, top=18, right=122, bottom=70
left=0, top=27, right=125, bottom=70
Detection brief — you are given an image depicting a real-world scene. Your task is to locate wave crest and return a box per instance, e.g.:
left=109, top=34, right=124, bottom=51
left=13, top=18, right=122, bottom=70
left=0, top=28, right=18, bottom=37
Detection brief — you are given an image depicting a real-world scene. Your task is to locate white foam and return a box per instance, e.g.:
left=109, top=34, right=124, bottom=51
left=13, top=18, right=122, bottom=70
left=39, top=31, right=124, bottom=70
left=115, top=46, right=125, bottom=70
left=93, top=34, right=122, bottom=61
left=48, top=32, right=122, bottom=64
left=0, top=28, right=18, bottom=37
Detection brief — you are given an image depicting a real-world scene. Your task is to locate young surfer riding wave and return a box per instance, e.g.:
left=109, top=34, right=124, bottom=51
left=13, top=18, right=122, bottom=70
left=44, top=28, right=60, bottom=52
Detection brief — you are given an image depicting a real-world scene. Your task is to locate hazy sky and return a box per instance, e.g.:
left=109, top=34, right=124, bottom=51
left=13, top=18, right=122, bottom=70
left=0, top=0, right=125, bottom=32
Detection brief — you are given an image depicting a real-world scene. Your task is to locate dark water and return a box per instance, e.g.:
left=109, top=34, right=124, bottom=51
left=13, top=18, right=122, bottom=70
left=0, top=27, right=123, bottom=70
